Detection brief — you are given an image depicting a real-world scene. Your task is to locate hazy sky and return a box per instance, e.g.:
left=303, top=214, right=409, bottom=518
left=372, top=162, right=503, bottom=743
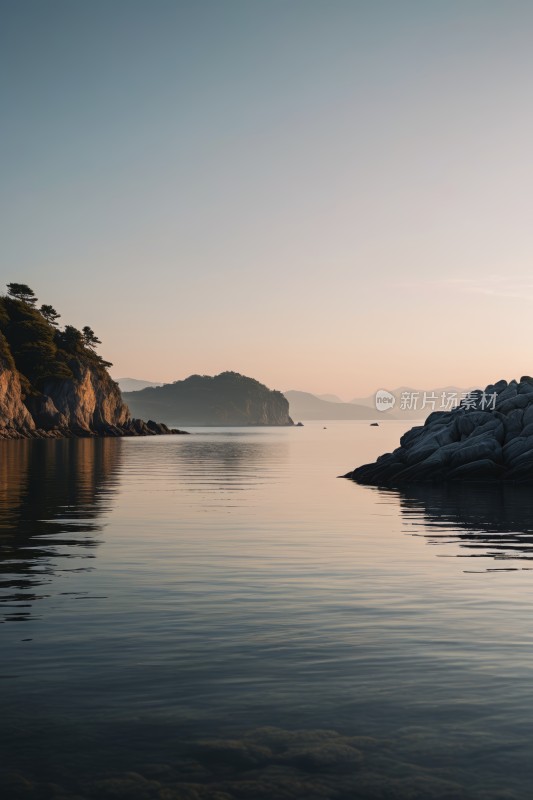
left=3, top=0, right=533, bottom=398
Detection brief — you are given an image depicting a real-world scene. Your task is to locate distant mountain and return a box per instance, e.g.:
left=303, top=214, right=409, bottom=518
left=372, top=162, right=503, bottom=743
left=284, top=391, right=382, bottom=420
left=115, top=377, right=164, bottom=393
left=123, top=371, right=293, bottom=426
left=317, top=393, right=343, bottom=403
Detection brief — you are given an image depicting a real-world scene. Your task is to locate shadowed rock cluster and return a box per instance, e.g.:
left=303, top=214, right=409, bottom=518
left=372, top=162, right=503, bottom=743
left=346, top=377, right=533, bottom=485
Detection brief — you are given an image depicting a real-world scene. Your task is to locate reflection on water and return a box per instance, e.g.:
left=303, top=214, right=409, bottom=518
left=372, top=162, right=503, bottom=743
left=0, top=439, right=120, bottom=622
left=162, top=432, right=288, bottom=496
left=396, top=483, right=533, bottom=567
left=3, top=424, right=533, bottom=799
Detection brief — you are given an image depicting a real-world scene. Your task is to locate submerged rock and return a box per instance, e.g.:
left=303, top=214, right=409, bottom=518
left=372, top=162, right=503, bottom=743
left=345, top=378, right=533, bottom=484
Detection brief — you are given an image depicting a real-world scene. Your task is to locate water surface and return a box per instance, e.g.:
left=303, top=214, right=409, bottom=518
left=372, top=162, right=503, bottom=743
left=2, top=422, right=533, bottom=799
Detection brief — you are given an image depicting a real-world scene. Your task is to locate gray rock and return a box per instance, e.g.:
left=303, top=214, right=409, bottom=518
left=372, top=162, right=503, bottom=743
left=399, top=425, right=425, bottom=448
left=346, top=376, right=533, bottom=484
left=502, top=435, right=533, bottom=464
left=503, top=408, right=524, bottom=434
left=505, top=451, right=533, bottom=479
left=497, top=394, right=531, bottom=414
left=447, top=459, right=502, bottom=480
left=523, top=404, right=533, bottom=428
left=448, top=435, right=502, bottom=468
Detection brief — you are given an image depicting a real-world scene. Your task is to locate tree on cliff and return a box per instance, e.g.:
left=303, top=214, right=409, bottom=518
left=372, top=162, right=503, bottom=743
left=59, top=325, right=84, bottom=351
left=40, top=304, right=60, bottom=326
left=1, top=293, right=72, bottom=384
left=59, top=325, right=112, bottom=369
left=7, top=283, right=37, bottom=306
left=82, top=326, right=102, bottom=350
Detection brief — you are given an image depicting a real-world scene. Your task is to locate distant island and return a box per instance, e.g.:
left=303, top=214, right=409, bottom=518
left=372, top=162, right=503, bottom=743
left=345, top=377, right=533, bottom=484
left=0, top=283, right=185, bottom=439
left=124, top=371, right=293, bottom=426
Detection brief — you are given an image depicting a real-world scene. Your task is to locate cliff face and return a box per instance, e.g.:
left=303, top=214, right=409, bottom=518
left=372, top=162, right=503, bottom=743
left=0, top=357, right=177, bottom=440
left=39, top=360, right=130, bottom=433
left=124, top=371, right=294, bottom=426
left=0, top=291, right=185, bottom=439
left=0, top=358, right=35, bottom=436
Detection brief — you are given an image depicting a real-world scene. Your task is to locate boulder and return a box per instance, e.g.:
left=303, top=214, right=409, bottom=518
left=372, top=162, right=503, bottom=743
left=345, top=376, right=533, bottom=484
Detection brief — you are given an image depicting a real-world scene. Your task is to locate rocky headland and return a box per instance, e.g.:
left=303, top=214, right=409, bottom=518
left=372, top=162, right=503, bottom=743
left=0, top=284, right=186, bottom=439
left=124, top=371, right=293, bottom=426
left=346, top=377, right=533, bottom=485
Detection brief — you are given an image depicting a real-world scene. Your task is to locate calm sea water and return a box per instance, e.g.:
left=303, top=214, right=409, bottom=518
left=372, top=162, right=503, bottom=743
left=2, top=421, right=533, bottom=799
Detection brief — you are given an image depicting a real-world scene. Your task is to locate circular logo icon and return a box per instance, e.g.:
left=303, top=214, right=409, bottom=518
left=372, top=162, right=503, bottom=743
left=375, top=389, right=396, bottom=412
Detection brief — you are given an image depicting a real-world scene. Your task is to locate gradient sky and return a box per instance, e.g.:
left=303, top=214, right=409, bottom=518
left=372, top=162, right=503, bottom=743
left=3, top=0, right=533, bottom=398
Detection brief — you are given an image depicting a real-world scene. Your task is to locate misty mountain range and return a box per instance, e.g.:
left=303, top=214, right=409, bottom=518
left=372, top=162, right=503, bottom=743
left=117, top=377, right=470, bottom=422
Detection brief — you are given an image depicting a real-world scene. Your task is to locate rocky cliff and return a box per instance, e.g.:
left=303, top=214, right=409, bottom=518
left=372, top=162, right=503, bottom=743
left=0, top=356, right=36, bottom=435
left=0, top=288, right=185, bottom=439
left=346, top=377, right=533, bottom=485
left=124, top=371, right=294, bottom=426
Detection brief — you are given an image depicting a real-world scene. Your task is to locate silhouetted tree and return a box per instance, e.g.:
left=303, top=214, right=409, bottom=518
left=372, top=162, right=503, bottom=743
left=82, top=326, right=101, bottom=350
left=40, top=304, right=60, bottom=326
left=59, top=325, right=84, bottom=352
left=7, top=283, right=37, bottom=306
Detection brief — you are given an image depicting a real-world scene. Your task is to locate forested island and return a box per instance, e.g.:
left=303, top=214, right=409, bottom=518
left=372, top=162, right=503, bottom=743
left=0, top=283, right=183, bottom=439
left=124, top=371, right=294, bottom=426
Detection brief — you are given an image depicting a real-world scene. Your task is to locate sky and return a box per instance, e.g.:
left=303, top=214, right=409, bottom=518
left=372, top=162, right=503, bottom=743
left=2, top=0, right=533, bottom=399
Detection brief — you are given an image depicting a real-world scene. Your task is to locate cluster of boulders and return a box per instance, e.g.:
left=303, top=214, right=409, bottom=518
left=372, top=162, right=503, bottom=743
left=346, top=377, right=533, bottom=484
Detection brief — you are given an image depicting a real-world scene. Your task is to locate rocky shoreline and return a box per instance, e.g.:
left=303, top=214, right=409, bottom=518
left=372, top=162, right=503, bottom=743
left=345, top=377, right=533, bottom=485
left=0, top=349, right=188, bottom=440
left=0, top=418, right=188, bottom=440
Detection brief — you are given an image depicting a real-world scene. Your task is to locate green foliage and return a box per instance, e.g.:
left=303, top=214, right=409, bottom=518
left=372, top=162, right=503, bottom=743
left=57, top=325, right=112, bottom=370
left=7, top=283, right=37, bottom=305
left=0, top=296, right=72, bottom=386
left=15, top=341, right=72, bottom=383
left=82, top=326, right=101, bottom=349
left=40, top=304, right=60, bottom=325
left=0, top=284, right=114, bottom=388
left=57, top=324, right=84, bottom=353
left=0, top=329, right=15, bottom=369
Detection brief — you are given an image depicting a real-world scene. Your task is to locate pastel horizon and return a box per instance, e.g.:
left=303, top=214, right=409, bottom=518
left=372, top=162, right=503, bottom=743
left=3, top=1, right=532, bottom=395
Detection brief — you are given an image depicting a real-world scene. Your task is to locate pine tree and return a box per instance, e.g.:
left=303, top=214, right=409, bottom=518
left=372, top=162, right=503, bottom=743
left=82, top=326, right=102, bottom=350
left=40, top=304, right=61, bottom=326
left=7, top=283, right=37, bottom=306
